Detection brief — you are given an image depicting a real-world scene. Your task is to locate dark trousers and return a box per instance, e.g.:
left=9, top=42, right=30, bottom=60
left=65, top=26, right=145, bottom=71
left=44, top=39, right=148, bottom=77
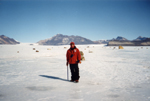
left=70, top=64, right=80, bottom=81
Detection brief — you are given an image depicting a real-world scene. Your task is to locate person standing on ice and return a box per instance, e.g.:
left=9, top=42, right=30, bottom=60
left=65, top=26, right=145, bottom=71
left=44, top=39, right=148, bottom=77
left=66, top=42, right=81, bottom=83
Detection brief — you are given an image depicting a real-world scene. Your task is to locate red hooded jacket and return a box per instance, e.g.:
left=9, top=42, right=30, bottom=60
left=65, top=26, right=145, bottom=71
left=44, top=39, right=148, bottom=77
left=66, top=46, right=81, bottom=64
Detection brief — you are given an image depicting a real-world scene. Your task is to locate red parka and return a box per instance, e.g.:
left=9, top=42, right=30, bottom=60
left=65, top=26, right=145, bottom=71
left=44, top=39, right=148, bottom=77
left=66, top=47, right=81, bottom=64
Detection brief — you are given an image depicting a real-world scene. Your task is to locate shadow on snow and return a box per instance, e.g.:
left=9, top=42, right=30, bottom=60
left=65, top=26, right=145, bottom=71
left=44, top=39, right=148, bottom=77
left=39, top=75, right=69, bottom=82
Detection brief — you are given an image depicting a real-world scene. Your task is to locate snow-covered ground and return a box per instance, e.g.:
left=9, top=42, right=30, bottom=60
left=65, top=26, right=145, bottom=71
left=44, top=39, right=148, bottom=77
left=0, top=43, right=150, bottom=101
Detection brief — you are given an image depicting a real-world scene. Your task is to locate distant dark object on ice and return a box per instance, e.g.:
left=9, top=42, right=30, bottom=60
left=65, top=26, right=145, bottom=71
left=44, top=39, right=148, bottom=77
left=0, top=35, right=20, bottom=44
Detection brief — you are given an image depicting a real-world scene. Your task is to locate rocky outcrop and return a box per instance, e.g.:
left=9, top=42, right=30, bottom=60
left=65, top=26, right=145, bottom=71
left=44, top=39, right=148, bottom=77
left=0, top=35, right=20, bottom=44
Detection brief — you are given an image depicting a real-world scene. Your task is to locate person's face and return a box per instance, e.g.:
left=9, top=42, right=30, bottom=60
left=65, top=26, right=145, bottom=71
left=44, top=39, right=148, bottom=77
left=70, top=44, right=75, bottom=48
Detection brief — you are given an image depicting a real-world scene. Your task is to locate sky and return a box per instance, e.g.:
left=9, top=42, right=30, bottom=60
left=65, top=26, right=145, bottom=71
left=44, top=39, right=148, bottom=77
left=0, top=0, right=150, bottom=43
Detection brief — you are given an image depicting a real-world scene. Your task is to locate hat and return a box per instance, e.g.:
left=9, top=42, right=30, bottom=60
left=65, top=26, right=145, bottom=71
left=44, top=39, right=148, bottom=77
left=70, top=42, right=75, bottom=45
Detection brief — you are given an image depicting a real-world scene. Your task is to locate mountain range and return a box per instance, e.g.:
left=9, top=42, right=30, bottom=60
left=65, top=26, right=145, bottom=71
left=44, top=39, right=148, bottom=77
left=133, top=36, right=148, bottom=41
left=0, top=34, right=150, bottom=46
left=108, top=36, right=150, bottom=46
left=37, top=34, right=95, bottom=45
left=0, top=35, right=20, bottom=44
left=37, top=34, right=150, bottom=45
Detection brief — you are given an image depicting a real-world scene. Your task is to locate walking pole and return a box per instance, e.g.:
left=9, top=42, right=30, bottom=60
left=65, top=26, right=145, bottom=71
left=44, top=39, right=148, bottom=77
left=67, top=65, right=69, bottom=81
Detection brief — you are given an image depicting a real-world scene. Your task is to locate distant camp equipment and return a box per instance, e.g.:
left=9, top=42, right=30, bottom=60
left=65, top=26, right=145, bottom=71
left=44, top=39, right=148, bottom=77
left=80, top=51, right=85, bottom=61
left=36, top=50, right=39, bottom=52
left=119, top=46, right=124, bottom=49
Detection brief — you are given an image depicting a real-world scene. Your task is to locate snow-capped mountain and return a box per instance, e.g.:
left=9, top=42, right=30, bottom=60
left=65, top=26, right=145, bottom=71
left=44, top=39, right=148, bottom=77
left=111, top=36, right=128, bottom=41
left=0, top=35, right=20, bottom=44
left=133, top=36, right=148, bottom=41
left=94, top=36, right=128, bottom=44
left=37, top=34, right=95, bottom=45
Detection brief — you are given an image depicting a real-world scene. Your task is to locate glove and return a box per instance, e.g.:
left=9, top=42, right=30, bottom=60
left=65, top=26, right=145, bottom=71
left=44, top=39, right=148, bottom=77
left=76, top=60, right=81, bottom=64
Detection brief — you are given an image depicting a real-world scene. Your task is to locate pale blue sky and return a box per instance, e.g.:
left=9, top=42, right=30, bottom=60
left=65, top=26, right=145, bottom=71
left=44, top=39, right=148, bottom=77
left=0, top=0, right=150, bottom=43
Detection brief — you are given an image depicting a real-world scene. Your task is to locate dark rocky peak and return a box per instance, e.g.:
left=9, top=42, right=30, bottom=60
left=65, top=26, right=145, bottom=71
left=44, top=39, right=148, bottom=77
left=111, top=36, right=128, bottom=41
left=134, top=36, right=148, bottom=41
